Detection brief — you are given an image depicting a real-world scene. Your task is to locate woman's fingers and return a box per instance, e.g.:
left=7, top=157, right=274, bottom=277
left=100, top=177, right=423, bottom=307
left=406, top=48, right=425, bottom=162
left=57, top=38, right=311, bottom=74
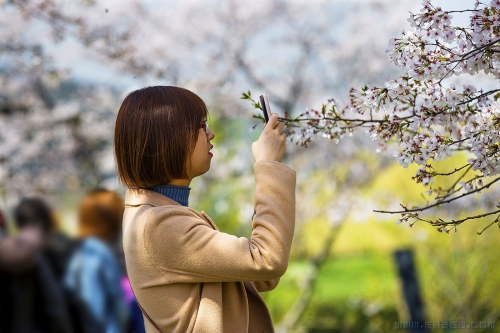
left=253, top=113, right=287, bottom=163
left=265, top=113, right=280, bottom=132
left=265, top=114, right=285, bottom=133
left=275, top=121, right=285, bottom=134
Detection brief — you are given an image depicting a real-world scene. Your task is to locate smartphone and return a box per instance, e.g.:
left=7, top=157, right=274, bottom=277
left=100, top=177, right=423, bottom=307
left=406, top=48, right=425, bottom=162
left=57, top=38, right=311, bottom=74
left=259, top=94, right=272, bottom=123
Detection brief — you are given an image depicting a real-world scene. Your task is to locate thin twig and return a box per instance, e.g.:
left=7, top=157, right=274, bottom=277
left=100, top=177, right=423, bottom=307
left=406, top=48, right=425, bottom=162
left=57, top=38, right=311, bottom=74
left=374, top=176, right=500, bottom=214
left=428, top=209, right=500, bottom=227
left=477, top=213, right=500, bottom=235
left=433, top=163, right=470, bottom=176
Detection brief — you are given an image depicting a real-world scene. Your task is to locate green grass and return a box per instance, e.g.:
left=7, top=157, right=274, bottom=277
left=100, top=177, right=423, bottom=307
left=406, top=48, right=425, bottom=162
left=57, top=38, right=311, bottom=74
left=313, top=253, right=397, bottom=304
left=263, top=251, right=399, bottom=323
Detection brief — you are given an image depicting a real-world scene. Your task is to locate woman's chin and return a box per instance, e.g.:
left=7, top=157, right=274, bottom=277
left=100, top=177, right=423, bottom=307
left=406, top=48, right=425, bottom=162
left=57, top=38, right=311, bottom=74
left=201, top=164, right=211, bottom=175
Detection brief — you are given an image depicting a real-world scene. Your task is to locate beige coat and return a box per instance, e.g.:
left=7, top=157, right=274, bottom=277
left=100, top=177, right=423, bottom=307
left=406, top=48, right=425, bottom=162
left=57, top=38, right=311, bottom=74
left=123, top=160, right=296, bottom=333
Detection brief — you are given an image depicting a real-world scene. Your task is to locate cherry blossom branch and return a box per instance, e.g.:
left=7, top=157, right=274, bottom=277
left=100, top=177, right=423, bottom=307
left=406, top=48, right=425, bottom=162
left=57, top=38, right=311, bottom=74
left=476, top=213, right=500, bottom=235
left=432, top=209, right=500, bottom=227
left=458, top=89, right=500, bottom=105
left=440, top=166, right=474, bottom=193
left=446, top=9, right=480, bottom=14
left=250, top=83, right=499, bottom=133
left=432, top=163, right=470, bottom=176
left=447, top=38, right=500, bottom=62
left=374, top=176, right=500, bottom=214
left=434, top=174, right=482, bottom=202
left=407, top=209, right=500, bottom=231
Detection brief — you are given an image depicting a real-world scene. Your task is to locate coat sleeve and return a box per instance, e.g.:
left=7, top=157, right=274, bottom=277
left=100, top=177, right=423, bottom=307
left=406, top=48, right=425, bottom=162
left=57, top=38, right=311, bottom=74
left=252, top=278, right=281, bottom=292
left=143, top=160, right=296, bottom=284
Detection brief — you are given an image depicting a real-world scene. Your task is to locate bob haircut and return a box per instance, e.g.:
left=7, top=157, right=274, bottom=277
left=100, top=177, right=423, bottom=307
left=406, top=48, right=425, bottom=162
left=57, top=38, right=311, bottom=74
left=114, top=86, right=208, bottom=188
left=78, top=188, right=124, bottom=241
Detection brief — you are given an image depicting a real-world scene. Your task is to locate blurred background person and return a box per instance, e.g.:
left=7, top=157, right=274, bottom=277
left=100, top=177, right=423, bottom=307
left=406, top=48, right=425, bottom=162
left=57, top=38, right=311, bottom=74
left=0, top=208, right=5, bottom=239
left=0, top=200, right=73, bottom=333
left=64, top=189, right=130, bottom=333
left=0, top=207, right=42, bottom=273
left=13, top=198, right=78, bottom=281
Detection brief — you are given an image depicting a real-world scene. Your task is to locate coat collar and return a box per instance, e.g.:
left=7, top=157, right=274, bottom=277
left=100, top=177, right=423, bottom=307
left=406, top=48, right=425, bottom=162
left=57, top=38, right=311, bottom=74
left=124, top=188, right=219, bottom=231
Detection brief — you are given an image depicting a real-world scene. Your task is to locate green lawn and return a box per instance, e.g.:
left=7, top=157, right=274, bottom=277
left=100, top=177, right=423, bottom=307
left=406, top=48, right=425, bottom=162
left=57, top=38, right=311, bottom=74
left=263, top=251, right=400, bottom=323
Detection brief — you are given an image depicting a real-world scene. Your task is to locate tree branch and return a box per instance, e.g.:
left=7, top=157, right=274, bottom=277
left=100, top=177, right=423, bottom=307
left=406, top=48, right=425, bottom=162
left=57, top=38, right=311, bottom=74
left=374, top=176, right=500, bottom=214
left=476, top=213, right=500, bottom=235
left=433, top=163, right=470, bottom=176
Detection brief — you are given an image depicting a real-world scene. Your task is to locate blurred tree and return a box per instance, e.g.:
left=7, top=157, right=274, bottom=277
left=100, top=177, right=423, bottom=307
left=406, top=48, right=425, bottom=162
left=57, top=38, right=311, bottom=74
left=0, top=0, right=143, bottom=205
left=268, top=149, right=500, bottom=332
left=274, top=139, right=393, bottom=332
left=0, top=0, right=411, bottom=206
left=416, top=222, right=500, bottom=332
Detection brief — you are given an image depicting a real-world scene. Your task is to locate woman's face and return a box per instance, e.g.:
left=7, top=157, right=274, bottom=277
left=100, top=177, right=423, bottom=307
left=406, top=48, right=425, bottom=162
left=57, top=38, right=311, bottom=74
left=186, top=121, right=215, bottom=181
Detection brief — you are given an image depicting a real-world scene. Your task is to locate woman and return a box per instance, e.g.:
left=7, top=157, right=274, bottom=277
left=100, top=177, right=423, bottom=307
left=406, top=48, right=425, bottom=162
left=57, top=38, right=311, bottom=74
left=64, top=189, right=130, bottom=333
left=116, top=86, right=296, bottom=333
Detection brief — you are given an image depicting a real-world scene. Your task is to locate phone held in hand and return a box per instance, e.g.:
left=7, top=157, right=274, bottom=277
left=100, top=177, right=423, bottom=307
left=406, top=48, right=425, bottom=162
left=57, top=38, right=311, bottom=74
left=259, top=94, right=272, bottom=124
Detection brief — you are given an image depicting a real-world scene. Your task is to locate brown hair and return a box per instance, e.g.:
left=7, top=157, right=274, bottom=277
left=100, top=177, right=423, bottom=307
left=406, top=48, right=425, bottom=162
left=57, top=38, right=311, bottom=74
left=14, top=198, right=54, bottom=233
left=114, top=86, right=208, bottom=188
left=78, top=188, right=124, bottom=241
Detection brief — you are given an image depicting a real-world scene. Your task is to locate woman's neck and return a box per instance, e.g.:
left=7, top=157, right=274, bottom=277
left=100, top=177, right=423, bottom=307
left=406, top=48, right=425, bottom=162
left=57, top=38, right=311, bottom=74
left=168, top=179, right=191, bottom=187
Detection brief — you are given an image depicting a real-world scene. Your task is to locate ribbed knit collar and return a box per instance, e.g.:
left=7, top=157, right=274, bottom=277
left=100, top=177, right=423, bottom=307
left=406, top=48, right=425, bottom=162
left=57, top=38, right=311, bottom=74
left=147, top=185, right=191, bottom=207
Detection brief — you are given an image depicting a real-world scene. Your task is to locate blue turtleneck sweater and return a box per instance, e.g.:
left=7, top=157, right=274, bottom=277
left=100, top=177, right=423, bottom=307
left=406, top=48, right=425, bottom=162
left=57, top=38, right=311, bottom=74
left=148, top=185, right=191, bottom=207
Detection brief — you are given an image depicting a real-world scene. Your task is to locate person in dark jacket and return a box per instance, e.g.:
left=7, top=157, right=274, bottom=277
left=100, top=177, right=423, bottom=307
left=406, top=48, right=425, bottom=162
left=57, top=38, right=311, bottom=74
left=0, top=200, right=73, bottom=333
left=13, top=198, right=79, bottom=280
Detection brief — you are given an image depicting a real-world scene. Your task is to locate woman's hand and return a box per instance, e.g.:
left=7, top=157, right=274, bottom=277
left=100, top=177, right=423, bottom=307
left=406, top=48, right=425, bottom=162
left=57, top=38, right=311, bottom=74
left=252, top=113, right=287, bottom=163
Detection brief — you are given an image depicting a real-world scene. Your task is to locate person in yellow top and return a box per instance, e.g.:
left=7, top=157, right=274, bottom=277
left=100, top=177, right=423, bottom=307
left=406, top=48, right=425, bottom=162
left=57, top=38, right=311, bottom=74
left=114, top=86, right=296, bottom=333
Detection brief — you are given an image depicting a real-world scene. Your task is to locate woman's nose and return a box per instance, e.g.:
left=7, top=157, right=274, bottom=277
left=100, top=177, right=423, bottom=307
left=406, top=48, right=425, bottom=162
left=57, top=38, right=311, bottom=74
left=208, top=129, right=215, bottom=140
